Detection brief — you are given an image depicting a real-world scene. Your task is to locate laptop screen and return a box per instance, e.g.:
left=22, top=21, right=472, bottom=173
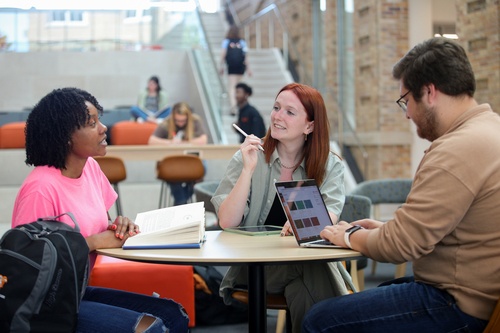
left=274, top=179, right=334, bottom=243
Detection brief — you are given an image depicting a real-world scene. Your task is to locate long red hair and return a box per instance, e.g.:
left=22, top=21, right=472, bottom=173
left=262, top=83, right=332, bottom=185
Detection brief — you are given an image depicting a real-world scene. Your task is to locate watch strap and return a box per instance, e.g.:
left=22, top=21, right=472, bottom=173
left=344, top=225, right=362, bottom=249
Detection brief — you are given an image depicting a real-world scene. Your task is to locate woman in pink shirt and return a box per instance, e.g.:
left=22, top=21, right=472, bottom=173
left=12, top=88, right=188, bottom=333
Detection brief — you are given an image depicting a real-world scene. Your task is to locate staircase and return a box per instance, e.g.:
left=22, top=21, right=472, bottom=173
left=199, top=12, right=294, bottom=144
left=154, top=9, right=362, bottom=187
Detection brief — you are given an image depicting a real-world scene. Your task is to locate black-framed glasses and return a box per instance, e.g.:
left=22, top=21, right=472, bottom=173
left=396, top=90, right=411, bottom=113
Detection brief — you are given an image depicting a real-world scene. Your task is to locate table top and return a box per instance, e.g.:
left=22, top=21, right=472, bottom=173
left=97, top=230, right=363, bottom=266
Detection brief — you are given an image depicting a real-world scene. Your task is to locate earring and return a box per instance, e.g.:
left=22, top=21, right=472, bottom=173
left=304, top=133, right=308, bottom=141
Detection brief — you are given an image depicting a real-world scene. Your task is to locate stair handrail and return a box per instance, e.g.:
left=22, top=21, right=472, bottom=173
left=193, top=0, right=228, bottom=99
left=234, top=0, right=311, bottom=82
left=224, top=0, right=241, bottom=26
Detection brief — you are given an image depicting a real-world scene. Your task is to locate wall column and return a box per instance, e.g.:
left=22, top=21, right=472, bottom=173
left=408, top=0, right=433, bottom=175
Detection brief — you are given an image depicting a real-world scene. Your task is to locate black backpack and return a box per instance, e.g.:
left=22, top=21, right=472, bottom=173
left=0, top=213, right=89, bottom=333
left=193, top=265, right=248, bottom=326
left=225, top=38, right=246, bottom=69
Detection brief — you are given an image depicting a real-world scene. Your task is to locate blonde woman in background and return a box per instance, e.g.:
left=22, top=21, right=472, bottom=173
left=149, top=102, right=207, bottom=145
left=149, top=102, right=207, bottom=205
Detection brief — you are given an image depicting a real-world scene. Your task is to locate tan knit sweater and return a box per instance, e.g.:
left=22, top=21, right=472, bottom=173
left=367, top=104, right=500, bottom=320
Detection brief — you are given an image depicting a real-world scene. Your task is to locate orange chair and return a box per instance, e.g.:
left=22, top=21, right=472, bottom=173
left=0, top=121, right=26, bottom=148
left=110, top=121, right=157, bottom=145
left=89, top=255, right=196, bottom=327
left=94, top=156, right=127, bottom=216
left=484, top=297, right=500, bottom=332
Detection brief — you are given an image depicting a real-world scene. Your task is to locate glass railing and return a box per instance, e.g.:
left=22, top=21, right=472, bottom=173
left=190, top=5, right=228, bottom=144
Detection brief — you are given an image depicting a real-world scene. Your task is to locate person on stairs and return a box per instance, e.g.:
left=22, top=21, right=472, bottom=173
left=219, top=25, right=252, bottom=116
left=234, top=82, right=266, bottom=143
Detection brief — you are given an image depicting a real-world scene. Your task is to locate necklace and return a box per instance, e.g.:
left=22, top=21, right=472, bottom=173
left=278, top=159, right=301, bottom=170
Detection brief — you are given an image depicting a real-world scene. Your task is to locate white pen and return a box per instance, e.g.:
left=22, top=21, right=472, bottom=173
left=232, top=123, right=265, bottom=151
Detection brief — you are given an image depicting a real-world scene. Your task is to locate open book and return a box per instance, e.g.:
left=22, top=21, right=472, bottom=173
left=123, top=201, right=205, bottom=249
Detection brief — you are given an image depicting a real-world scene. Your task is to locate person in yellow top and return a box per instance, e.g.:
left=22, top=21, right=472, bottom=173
left=130, top=76, right=171, bottom=123
left=303, top=37, right=500, bottom=333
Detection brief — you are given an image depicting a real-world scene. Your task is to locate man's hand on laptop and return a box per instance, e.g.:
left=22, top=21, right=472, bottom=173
left=321, top=221, right=352, bottom=247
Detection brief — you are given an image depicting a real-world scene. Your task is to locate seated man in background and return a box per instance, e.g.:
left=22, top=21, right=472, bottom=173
left=303, top=37, right=500, bottom=333
left=149, top=102, right=207, bottom=205
left=234, top=82, right=266, bottom=143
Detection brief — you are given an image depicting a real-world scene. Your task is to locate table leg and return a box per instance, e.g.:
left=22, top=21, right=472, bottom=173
left=248, top=263, right=267, bottom=333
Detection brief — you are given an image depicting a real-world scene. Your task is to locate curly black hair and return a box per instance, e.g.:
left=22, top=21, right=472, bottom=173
left=25, top=87, right=103, bottom=169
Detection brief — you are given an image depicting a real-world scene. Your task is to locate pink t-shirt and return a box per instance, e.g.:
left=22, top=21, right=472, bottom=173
left=12, top=158, right=118, bottom=267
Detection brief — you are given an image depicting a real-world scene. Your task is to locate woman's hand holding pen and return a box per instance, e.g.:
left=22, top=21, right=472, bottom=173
left=240, top=135, right=262, bottom=173
left=233, top=124, right=265, bottom=151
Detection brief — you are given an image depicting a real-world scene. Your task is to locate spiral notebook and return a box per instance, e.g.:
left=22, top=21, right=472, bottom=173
left=274, top=179, right=342, bottom=248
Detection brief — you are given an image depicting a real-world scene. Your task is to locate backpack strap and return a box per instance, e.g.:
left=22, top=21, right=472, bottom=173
left=37, top=212, right=80, bottom=232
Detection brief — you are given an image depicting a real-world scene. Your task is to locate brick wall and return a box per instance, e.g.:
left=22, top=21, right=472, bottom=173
left=351, top=0, right=412, bottom=179
left=229, top=0, right=500, bottom=180
left=456, top=0, right=500, bottom=112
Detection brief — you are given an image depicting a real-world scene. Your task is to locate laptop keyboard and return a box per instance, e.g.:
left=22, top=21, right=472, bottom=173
left=311, top=239, right=333, bottom=246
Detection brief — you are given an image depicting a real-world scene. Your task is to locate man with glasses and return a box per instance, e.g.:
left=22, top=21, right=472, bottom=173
left=396, top=89, right=410, bottom=113
left=303, top=37, right=500, bottom=332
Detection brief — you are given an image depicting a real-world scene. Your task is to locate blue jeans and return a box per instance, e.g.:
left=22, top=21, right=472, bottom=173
left=302, top=277, right=487, bottom=333
left=169, top=182, right=195, bottom=206
left=130, top=106, right=171, bottom=121
left=169, top=161, right=206, bottom=206
left=77, top=286, right=189, bottom=333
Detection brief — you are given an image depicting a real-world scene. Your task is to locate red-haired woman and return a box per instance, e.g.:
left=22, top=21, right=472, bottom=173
left=212, top=83, right=347, bottom=332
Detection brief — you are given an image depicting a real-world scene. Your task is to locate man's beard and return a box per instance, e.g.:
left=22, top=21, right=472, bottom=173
left=416, top=105, right=439, bottom=142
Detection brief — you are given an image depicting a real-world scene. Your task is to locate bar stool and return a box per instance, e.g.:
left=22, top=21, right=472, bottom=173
left=94, top=156, right=127, bottom=216
left=156, top=154, right=205, bottom=208
left=232, top=291, right=291, bottom=333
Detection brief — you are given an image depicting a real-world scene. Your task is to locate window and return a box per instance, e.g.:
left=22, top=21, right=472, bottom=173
left=49, top=10, right=86, bottom=26
left=50, top=10, right=83, bottom=22
left=123, top=9, right=152, bottom=23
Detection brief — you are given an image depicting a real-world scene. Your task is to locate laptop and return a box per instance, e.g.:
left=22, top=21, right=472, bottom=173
left=274, top=179, right=342, bottom=248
